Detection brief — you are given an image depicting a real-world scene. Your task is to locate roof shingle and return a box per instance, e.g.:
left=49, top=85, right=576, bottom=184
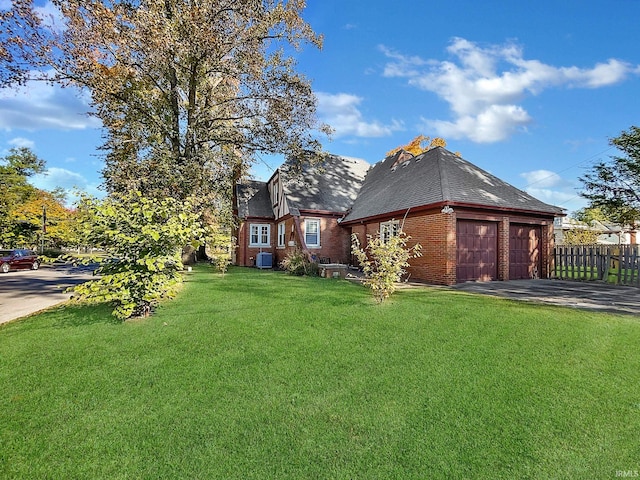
left=235, top=180, right=274, bottom=219
left=342, top=147, right=563, bottom=223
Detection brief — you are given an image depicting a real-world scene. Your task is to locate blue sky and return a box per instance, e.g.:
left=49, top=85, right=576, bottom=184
left=1, top=0, right=640, bottom=214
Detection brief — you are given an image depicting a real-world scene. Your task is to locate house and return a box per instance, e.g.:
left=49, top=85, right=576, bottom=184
left=233, top=154, right=370, bottom=268
left=234, top=147, right=565, bottom=284
left=554, top=217, right=639, bottom=245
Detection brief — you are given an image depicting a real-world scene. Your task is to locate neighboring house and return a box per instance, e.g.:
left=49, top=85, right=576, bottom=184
left=234, top=147, right=565, bottom=285
left=554, top=217, right=640, bottom=245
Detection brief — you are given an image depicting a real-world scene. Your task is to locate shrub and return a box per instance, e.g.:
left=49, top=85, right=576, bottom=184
left=280, top=249, right=318, bottom=276
left=351, top=229, right=422, bottom=303
left=69, top=192, right=208, bottom=319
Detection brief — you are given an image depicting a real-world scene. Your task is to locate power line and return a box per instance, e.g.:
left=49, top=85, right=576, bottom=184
left=523, top=145, right=615, bottom=189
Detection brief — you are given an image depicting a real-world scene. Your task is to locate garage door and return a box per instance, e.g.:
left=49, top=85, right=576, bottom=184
left=509, top=224, right=541, bottom=280
left=456, top=220, right=498, bottom=282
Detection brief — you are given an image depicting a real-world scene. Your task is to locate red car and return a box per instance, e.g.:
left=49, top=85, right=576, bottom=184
left=0, top=249, right=40, bottom=273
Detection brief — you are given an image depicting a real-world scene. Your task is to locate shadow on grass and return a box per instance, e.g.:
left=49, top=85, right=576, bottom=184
left=47, top=302, right=122, bottom=328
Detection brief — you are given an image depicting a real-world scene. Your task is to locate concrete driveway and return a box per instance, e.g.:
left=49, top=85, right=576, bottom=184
left=0, top=264, right=96, bottom=325
left=452, top=279, right=640, bottom=316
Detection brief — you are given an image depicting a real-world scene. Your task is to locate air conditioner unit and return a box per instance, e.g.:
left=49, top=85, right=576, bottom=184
left=256, top=252, right=272, bottom=269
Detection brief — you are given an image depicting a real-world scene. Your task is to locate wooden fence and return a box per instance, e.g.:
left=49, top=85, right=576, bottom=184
left=554, top=244, right=640, bottom=286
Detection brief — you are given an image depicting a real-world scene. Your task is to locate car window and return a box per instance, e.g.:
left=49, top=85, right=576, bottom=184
left=0, top=250, right=11, bottom=256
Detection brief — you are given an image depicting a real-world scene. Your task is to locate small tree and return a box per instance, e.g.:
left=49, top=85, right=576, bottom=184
left=70, top=192, right=208, bottom=319
left=208, top=224, right=235, bottom=277
left=351, top=229, right=422, bottom=303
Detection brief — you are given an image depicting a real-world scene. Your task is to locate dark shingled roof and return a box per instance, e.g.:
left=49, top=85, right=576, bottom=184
left=235, top=180, right=274, bottom=219
left=343, top=147, right=563, bottom=223
left=280, top=154, right=369, bottom=213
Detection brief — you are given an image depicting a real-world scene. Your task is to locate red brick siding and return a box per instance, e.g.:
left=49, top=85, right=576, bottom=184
left=347, top=209, right=556, bottom=285
left=302, top=215, right=351, bottom=264
left=235, top=220, right=275, bottom=267
left=349, top=212, right=457, bottom=285
left=498, top=217, right=510, bottom=281
left=402, top=212, right=457, bottom=285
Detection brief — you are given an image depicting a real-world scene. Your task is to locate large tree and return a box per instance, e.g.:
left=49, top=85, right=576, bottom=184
left=0, top=147, right=45, bottom=247
left=2, top=0, right=328, bottom=201
left=580, top=126, right=640, bottom=229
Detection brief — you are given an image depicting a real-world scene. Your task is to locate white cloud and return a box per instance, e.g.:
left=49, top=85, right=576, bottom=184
left=520, top=169, right=564, bottom=188
left=421, top=104, right=531, bottom=143
left=31, top=167, right=103, bottom=205
left=32, top=167, right=89, bottom=190
left=316, top=92, right=403, bottom=138
left=520, top=169, right=586, bottom=212
left=0, top=75, right=100, bottom=131
left=8, top=137, right=36, bottom=149
left=381, top=37, right=640, bottom=143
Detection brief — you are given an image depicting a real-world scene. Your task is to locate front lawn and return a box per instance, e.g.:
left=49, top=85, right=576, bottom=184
left=1, top=266, right=639, bottom=478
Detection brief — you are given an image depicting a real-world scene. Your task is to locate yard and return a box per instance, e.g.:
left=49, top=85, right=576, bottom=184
left=1, top=266, right=639, bottom=478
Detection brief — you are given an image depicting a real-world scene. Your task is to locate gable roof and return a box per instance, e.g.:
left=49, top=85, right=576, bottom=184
left=235, top=180, right=274, bottom=219
left=280, top=154, right=369, bottom=214
left=342, top=147, right=563, bottom=223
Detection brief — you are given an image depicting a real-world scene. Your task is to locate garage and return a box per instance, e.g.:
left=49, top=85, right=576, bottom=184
left=456, top=220, right=498, bottom=282
left=509, top=224, right=541, bottom=280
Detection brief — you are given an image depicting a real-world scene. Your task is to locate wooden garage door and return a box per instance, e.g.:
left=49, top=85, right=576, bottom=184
left=509, top=224, right=541, bottom=280
left=456, top=220, right=498, bottom=282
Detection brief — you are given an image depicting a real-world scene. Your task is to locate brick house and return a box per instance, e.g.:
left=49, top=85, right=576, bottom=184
left=234, top=154, right=370, bottom=268
left=234, top=147, right=564, bottom=284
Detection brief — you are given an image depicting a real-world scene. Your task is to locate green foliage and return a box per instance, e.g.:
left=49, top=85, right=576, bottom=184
left=351, top=228, right=422, bottom=303
left=208, top=225, right=235, bottom=276
left=580, top=126, right=640, bottom=228
left=561, top=229, right=600, bottom=245
left=280, top=248, right=319, bottom=276
left=0, top=147, right=45, bottom=247
left=70, top=192, right=208, bottom=319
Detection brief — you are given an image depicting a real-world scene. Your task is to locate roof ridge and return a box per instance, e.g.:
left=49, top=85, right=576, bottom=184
left=435, top=148, right=450, bottom=202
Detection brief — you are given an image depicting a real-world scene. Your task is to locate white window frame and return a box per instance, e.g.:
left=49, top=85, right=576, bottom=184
left=277, top=222, right=286, bottom=248
left=249, top=223, right=271, bottom=247
left=304, top=218, right=321, bottom=248
left=380, top=220, right=400, bottom=244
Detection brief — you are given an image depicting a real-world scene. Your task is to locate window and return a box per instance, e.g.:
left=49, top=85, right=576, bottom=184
left=277, top=222, right=286, bottom=247
left=249, top=224, right=271, bottom=247
left=305, top=219, right=320, bottom=247
left=380, top=220, right=399, bottom=244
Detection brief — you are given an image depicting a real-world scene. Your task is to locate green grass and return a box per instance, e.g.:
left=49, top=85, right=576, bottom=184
left=555, top=266, right=639, bottom=285
left=2, top=266, right=639, bottom=479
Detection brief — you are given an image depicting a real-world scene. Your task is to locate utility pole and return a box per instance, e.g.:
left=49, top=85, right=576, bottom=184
left=41, top=205, right=46, bottom=254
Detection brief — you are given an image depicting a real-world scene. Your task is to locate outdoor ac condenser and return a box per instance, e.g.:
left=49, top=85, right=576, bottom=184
left=256, top=252, right=273, bottom=269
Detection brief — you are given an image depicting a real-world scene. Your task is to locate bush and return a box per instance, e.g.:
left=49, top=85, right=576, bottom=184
left=280, top=249, right=318, bottom=276
left=69, top=192, right=208, bottom=319
left=351, top=229, right=422, bottom=303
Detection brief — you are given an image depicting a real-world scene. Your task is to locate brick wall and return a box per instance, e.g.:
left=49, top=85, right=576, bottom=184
left=349, top=211, right=457, bottom=285
left=303, top=215, right=351, bottom=264
left=498, top=217, right=510, bottom=281
left=235, top=220, right=275, bottom=267
left=403, top=212, right=457, bottom=285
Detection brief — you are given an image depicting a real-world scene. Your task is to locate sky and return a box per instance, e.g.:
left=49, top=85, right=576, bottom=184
left=1, top=0, right=640, bottom=214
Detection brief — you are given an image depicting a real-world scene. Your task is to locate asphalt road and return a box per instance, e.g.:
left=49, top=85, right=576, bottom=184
left=0, top=264, right=97, bottom=325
